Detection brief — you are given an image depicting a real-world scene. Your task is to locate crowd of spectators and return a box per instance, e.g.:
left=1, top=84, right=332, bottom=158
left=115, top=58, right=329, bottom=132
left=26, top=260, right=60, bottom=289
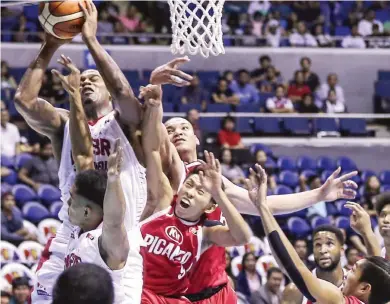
left=1, top=1, right=389, bottom=48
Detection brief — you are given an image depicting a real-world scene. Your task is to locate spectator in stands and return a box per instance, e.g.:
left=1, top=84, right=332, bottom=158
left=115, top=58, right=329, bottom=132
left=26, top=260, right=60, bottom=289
left=248, top=0, right=271, bottom=17
left=297, top=93, right=320, bottom=113
left=111, top=21, right=129, bottom=45
left=1, top=291, right=11, bottom=304
left=52, top=263, right=114, bottom=304
left=287, top=71, right=311, bottom=104
left=266, top=85, right=294, bottom=113
left=211, top=78, right=240, bottom=105
left=286, top=12, right=299, bottom=33
left=1, top=193, right=37, bottom=246
left=318, top=73, right=345, bottom=104
left=50, top=73, right=68, bottom=105
left=186, top=109, right=202, bottom=146
left=9, top=277, right=31, bottom=304
left=367, top=24, right=390, bottom=48
left=97, top=9, right=114, bottom=44
left=251, top=12, right=265, bottom=38
left=1, top=100, right=20, bottom=158
left=251, top=55, right=272, bottom=84
left=293, top=1, right=321, bottom=24
left=264, top=19, right=282, bottom=47
left=358, top=9, right=384, bottom=37
left=12, top=15, right=28, bottom=43
left=259, top=66, right=283, bottom=93
left=300, top=56, right=320, bottom=92
left=344, top=246, right=360, bottom=271
left=293, top=238, right=315, bottom=270
left=1, top=61, right=17, bottom=90
left=218, top=116, right=245, bottom=149
left=236, top=253, right=262, bottom=300
left=289, top=21, right=318, bottom=47
left=314, top=24, right=334, bottom=48
left=324, top=89, right=346, bottom=113
left=362, top=175, right=381, bottom=216
left=341, top=25, right=366, bottom=49
left=18, top=138, right=59, bottom=191
left=305, top=175, right=327, bottom=219
left=220, top=149, right=246, bottom=186
left=117, top=4, right=141, bottom=32
left=223, top=70, right=235, bottom=86
left=180, top=74, right=207, bottom=110
left=249, top=267, right=283, bottom=304
left=230, top=70, right=259, bottom=104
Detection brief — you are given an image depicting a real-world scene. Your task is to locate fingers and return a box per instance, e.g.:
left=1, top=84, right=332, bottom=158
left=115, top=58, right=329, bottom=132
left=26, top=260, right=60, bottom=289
left=113, top=138, right=121, bottom=154
left=199, top=171, right=205, bottom=184
left=343, top=180, right=358, bottom=189
left=85, top=0, right=92, bottom=15
left=170, top=75, right=190, bottom=87
left=51, top=69, right=67, bottom=85
left=329, top=167, right=341, bottom=179
left=215, top=159, right=221, bottom=173
left=169, top=69, right=193, bottom=82
left=204, top=150, right=211, bottom=166
left=338, top=171, right=358, bottom=183
left=341, top=189, right=357, bottom=199
left=79, top=1, right=88, bottom=15
left=244, top=178, right=253, bottom=191
left=168, top=57, right=190, bottom=69
left=344, top=202, right=361, bottom=213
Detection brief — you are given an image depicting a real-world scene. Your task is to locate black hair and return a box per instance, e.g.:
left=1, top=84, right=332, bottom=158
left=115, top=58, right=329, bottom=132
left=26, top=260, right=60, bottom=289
left=1, top=290, right=11, bottom=298
left=312, top=225, right=344, bottom=245
left=267, top=267, right=283, bottom=279
left=12, top=276, right=31, bottom=289
left=328, top=88, right=336, bottom=96
left=52, top=263, right=114, bottom=304
left=237, top=69, right=249, bottom=76
left=303, top=93, right=314, bottom=101
left=360, top=256, right=390, bottom=304
left=374, top=192, right=390, bottom=215
left=293, top=238, right=307, bottom=247
left=220, top=148, right=236, bottom=168
left=345, top=246, right=358, bottom=257
left=259, top=55, right=271, bottom=64
left=276, top=84, right=285, bottom=91
left=74, top=170, right=107, bottom=209
left=300, top=56, right=311, bottom=65
left=306, top=175, right=320, bottom=187
left=241, top=252, right=257, bottom=271
left=221, top=116, right=236, bottom=130
left=1, top=191, right=13, bottom=208
left=39, top=136, right=52, bottom=150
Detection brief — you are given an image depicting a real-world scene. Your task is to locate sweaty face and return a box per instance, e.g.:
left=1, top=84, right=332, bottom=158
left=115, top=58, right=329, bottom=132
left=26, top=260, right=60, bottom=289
left=313, top=231, right=342, bottom=271
left=80, top=70, right=110, bottom=111
left=165, top=119, right=198, bottom=154
left=378, top=204, right=390, bottom=239
left=294, top=240, right=308, bottom=260
left=175, top=174, right=214, bottom=222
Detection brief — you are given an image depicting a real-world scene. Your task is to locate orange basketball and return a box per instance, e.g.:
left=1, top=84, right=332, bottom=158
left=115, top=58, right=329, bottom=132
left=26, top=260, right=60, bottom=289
left=38, top=1, right=87, bottom=39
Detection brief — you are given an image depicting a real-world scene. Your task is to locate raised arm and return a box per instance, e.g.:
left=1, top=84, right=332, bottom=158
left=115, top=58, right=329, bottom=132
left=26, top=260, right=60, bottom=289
left=345, top=201, right=382, bottom=257
left=200, top=151, right=252, bottom=248
left=246, top=165, right=344, bottom=304
left=52, top=55, right=94, bottom=172
left=79, top=1, right=141, bottom=126
left=139, top=85, right=173, bottom=221
left=14, top=34, right=70, bottom=159
left=99, top=139, right=128, bottom=270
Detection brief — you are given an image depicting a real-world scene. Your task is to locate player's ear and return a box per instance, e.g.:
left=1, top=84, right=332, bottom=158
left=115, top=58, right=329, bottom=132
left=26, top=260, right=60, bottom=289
left=205, top=202, right=217, bottom=214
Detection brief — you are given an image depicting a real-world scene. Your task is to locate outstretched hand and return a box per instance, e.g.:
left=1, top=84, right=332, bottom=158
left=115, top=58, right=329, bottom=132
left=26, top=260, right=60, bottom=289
left=139, top=84, right=162, bottom=108
left=51, top=54, right=81, bottom=96
left=107, top=138, right=123, bottom=180
left=318, top=167, right=358, bottom=202
left=198, top=151, right=222, bottom=197
left=244, top=164, right=268, bottom=209
left=345, top=201, right=372, bottom=236
left=150, top=57, right=193, bottom=87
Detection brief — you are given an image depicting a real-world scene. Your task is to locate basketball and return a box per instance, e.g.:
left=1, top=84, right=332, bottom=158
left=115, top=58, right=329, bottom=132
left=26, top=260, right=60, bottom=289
left=38, top=1, right=87, bottom=40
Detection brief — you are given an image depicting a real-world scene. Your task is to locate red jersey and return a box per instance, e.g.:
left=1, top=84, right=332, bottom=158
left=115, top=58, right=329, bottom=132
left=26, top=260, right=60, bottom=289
left=140, top=204, right=203, bottom=297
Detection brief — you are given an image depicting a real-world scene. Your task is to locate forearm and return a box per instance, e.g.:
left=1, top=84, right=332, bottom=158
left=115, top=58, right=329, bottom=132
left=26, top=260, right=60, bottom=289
left=142, top=101, right=163, bottom=154
left=103, top=178, right=126, bottom=229
left=361, top=229, right=381, bottom=257
left=69, top=92, right=94, bottom=172
left=18, top=172, right=37, bottom=188
left=1, top=227, right=24, bottom=242
left=84, top=37, right=141, bottom=124
left=350, top=235, right=368, bottom=255
left=214, top=189, right=252, bottom=244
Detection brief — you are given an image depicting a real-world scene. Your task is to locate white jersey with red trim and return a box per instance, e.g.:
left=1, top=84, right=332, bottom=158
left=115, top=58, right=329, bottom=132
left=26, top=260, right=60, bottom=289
left=58, top=111, right=146, bottom=229
left=302, top=268, right=348, bottom=304
left=64, top=224, right=144, bottom=304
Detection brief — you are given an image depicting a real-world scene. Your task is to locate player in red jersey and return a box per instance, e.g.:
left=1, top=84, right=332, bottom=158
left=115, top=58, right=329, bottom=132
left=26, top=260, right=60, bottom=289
left=246, top=164, right=390, bottom=304
left=139, top=85, right=252, bottom=304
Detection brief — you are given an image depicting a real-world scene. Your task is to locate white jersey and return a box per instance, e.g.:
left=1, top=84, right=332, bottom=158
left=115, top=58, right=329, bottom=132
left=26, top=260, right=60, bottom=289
left=58, top=111, right=146, bottom=229
left=65, top=224, right=144, bottom=304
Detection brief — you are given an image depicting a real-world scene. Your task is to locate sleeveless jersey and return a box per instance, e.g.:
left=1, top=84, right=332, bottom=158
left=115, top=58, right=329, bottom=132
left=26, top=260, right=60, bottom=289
left=57, top=111, right=146, bottom=229
left=303, top=268, right=348, bottom=304
left=343, top=297, right=364, bottom=304
left=140, top=205, right=203, bottom=297
left=64, top=225, right=144, bottom=304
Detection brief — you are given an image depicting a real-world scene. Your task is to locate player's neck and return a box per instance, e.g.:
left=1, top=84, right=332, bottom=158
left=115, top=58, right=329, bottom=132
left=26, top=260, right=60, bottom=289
left=180, top=150, right=197, bottom=163
left=86, top=105, right=112, bottom=121
left=316, top=265, right=344, bottom=287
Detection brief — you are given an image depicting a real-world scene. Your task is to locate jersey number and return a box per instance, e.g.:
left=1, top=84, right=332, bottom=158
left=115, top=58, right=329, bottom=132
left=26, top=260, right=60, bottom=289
left=178, top=262, right=194, bottom=280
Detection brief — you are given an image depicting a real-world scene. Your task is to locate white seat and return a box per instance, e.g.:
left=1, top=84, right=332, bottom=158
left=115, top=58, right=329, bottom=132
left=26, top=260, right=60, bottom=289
left=18, top=241, right=44, bottom=265
left=256, top=255, right=279, bottom=285
left=23, top=220, right=44, bottom=244
left=37, top=218, right=61, bottom=244
left=0, top=241, right=22, bottom=263
left=0, top=263, right=36, bottom=286
left=230, top=255, right=243, bottom=278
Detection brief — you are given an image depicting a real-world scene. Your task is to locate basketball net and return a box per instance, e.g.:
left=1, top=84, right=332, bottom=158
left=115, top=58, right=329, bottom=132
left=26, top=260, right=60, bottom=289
left=168, top=0, right=226, bottom=58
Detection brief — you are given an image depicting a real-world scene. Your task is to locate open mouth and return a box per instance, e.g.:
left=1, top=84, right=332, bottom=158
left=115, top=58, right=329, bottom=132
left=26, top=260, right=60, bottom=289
left=82, top=87, right=94, bottom=94
left=174, top=138, right=185, bottom=145
left=180, top=200, right=190, bottom=209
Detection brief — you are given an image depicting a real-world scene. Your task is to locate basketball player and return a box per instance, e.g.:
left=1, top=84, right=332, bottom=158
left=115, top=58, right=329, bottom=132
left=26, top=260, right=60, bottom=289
left=246, top=165, right=390, bottom=304
left=139, top=84, right=252, bottom=304
left=373, top=192, right=390, bottom=259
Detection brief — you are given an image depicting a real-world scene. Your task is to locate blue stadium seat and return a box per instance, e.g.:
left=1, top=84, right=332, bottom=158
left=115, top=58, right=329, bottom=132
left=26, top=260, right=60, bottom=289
left=300, top=170, right=317, bottom=179
left=258, top=92, right=273, bottom=104
left=381, top=185, right=390, bottom=192
left=277, top=156, right=296, bottom=171
left=317, top=156, right=337, bottom=171
left=378, top=70, right=390, bottom=81
left=207, top=104, right=231, bottom=113
left=236, top=118, right=253, bottom=133
left=236, top=104, right=260, bottom=112
left=326, top=203, right=338, bottom=216
left=15, top=153, right=33, bottom=169
left=123, top=70, right=139, bottom=83
left=142, top=70, right=153, bottom=80
left=375, top=10, right=390, bottom=23
left=8, top=68, right=26, bottom=83
left=197, top=71, right=220, bottom=87
left=375, top=81, right=390, bottom=98
left=287, top=217, right=311, bottom=238
left=12, top=184, right=37, bottom=206
left=178, top=104, right=202, bottom=113
left=199, top=117, right=221, bottom=133
left=335, top=200, right=352, bottom=217
left=1, top=155, right=14, bottom=169
left=22, top=202, right=50, bottom=224
left=275, top=185, right=293, bottom=195
left=1, top=183, right=12, bottom=196
left=23, top=5, right=39, bottom=20
left=254, top=118, right=282, bottom=134
left=279, top=171, right=299, bottom=188
left=341, top=171, right=361, bottom=185
left=296, top=156, right=316, bottom=171
left=360, top=170, right=376, bottom=182
left=1, top=169, right=18, bottom=185
left=50, top=201, right=62, bottom=219
left=163, top=103, right=174, bottom=112
left=310, top=216, right=331, bottom=229
left=314, top=118, right=339, bottom=132
left=264, top=159, right=277, bottom=171
left=249, top=143, right=273, bottom=156
left=337, top=156, right=357, bottom=171
left=380, top=170, right=390, bottom=185
left=38, top=184, right=61, bottom=208
left=335, top=216, right=350, bottom=229
left=340, top=119, right=367, bottom=136
left=163, top=86, right=180, bottom=104
left=321, top=170, right=334, bottom=183
left=283, top=118, right=311, bottom=135
left=335, top=26, right=351, bottom=36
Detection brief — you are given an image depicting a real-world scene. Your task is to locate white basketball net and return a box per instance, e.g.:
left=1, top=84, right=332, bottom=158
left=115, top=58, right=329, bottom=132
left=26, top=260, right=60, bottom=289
left=168, top=0, right=226, bottom=58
